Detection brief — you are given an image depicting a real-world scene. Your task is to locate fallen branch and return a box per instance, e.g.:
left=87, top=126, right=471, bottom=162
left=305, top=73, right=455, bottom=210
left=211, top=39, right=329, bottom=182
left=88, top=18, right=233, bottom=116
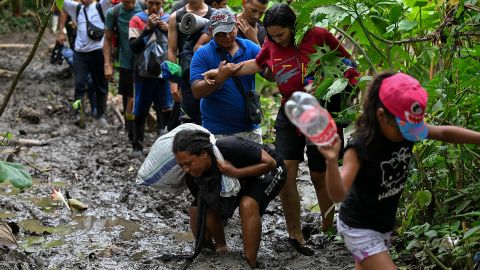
left=114, top=107, right=125, bottom=125
left=10, top=138, right=50, bottom=146
left=0, top=69, right=16, bottom=77
left=424, top=246, right=451, bottom=270
left=0, top=44, right=33, bottom=49
left=13, top=154, right=53, bottom=173
left=0, top=0, right=55, bottom=118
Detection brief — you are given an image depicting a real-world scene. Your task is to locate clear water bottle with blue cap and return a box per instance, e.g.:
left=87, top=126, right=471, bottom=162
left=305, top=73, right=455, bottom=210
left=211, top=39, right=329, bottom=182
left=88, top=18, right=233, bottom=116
left=285, top=92, right=337, bottom=146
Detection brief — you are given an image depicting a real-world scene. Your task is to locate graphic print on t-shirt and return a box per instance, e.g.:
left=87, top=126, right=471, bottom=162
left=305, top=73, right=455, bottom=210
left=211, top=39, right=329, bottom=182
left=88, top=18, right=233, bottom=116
left=378, top=147, right=411, bottom=200
left=272, top=56, right=302, bottom=86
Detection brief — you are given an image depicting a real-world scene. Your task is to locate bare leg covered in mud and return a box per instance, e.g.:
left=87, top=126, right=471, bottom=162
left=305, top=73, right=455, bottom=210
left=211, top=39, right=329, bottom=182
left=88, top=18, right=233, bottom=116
left=280, top=160, right=305, bottom=244
left=279, top=161, right=334, bottom=255
left=239, top=196, right=261, bottom=268
left=189, top=207, right=227, bottom=251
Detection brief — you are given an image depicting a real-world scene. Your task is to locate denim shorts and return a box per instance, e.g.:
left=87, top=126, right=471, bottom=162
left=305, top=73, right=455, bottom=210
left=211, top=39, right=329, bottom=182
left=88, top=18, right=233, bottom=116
left=337, top=217, right=392, bottom=263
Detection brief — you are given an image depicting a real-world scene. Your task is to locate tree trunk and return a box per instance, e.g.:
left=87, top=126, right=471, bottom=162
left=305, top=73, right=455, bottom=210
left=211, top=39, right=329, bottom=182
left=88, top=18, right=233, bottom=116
left=12, top=0, right=22, bottom=17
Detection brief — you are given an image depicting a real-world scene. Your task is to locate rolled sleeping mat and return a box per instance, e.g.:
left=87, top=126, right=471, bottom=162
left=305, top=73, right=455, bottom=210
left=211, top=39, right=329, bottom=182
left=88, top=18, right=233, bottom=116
left=179, top=13, right=209, bottom=35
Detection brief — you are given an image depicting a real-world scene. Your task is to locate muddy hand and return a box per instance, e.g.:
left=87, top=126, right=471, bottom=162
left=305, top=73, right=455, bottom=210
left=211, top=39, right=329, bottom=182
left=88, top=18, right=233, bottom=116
left=317, top=134, right=341, bottom=161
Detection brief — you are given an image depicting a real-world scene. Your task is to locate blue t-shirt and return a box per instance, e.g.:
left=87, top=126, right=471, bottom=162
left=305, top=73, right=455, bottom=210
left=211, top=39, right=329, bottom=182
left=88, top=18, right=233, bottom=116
left=190, top=38, right=261, bottom=134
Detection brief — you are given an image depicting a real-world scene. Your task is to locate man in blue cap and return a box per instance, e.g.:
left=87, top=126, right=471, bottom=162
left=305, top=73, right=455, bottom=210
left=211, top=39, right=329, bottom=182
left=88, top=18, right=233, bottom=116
left=190, top=8, right=262, bottom=143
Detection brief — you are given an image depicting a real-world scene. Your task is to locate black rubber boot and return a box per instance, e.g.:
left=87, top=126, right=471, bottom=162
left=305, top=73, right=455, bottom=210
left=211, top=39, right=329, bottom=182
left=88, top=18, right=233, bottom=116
left=157, top=110, right=171, bottom=136
left=96, top=92, right=107, bottom=118
left=132, top=123, right=145, bottom=156
left=126, top=120, right=134, bottom=143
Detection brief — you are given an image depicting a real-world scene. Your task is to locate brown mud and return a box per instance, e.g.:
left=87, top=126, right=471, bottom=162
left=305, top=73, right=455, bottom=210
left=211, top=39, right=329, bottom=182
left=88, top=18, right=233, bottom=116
left=0, top=31, right=353, bottom=270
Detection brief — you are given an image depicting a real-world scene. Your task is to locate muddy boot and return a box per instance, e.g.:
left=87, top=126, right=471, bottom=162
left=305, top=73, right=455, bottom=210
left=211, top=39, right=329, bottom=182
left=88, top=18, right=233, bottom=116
left=156, top=110, right=171, bottom=137
left=132, top=123, right=145, bottom=157
left=95, top=92, right=108, bottom=126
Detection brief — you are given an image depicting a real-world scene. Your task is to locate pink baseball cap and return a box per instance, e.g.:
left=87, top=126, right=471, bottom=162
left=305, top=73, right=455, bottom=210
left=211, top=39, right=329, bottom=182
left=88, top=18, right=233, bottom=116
left=379, top=73, right=428, bottom=142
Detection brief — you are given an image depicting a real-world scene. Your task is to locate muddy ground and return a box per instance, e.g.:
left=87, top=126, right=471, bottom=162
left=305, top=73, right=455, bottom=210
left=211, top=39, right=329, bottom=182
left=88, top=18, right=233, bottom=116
left=0, top=31, right=353, bottom=270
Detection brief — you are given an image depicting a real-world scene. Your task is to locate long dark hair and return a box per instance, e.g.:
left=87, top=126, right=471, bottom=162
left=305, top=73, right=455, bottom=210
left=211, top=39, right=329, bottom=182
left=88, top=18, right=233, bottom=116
left=263, top=3, right=296, bottom=44
left=354, top=72, right=396, bottom=146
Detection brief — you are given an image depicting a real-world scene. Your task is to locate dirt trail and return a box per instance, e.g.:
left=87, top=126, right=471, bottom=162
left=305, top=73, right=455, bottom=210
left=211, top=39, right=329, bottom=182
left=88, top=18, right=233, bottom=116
left=0, top=31, right=353, bottom=270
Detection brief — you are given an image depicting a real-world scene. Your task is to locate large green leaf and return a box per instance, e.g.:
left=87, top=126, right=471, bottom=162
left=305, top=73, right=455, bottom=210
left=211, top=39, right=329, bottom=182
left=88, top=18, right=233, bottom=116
left=324, top=78, right=349, bottom=101
left=398, top=20, right=417, bottom=32
left=55, top=0, right=64, bottom=11
left=416, top=190, right=432, bottom=208
left=463, top=224, right=480, bottom=240
left=0, top=161, right=32, bottom=190
left=312, top=5, right=349, bottom=24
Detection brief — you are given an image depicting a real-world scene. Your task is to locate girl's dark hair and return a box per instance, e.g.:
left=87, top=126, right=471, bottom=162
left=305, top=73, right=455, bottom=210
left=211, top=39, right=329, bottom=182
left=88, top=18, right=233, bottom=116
left=172, top=130, right=214, bottom=156
left=204, top=0, right=225, bottom=6
left=354, top=72, right=396, bottom=146
left=263, top=3, right=296, bottom=43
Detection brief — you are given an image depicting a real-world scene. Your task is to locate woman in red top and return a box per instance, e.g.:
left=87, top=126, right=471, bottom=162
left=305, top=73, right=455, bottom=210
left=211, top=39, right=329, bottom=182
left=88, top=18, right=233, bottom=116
left=203, top=3, right=355, bottom=255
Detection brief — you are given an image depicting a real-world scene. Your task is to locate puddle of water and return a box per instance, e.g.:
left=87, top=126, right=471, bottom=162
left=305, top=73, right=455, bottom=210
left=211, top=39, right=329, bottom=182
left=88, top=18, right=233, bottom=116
left=174, top=231, right=194, bottom=242
left=0, top=178, right=45, bottom=196
left=0, top=211, right=16, bottom=219
left=18, top=219, right=72, bottom=236
left=131, top=250, right=148, bottom=261
left=20, top=236, right=44, bottom=248
left=72, top=216, right=141, bottom=241
left=29, top=196, right=58, bottom=213
left=43, top=239, right=64, bottom=248
left=0, top=181, right=21, bottom=196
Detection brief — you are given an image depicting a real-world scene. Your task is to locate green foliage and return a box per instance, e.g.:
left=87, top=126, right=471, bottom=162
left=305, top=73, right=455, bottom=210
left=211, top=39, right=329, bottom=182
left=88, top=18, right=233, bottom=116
left=0, top=9, right=36, bottom=34
left=55, top=0, right=64, bottom=11
left=0, top=161, right=32, bottom=190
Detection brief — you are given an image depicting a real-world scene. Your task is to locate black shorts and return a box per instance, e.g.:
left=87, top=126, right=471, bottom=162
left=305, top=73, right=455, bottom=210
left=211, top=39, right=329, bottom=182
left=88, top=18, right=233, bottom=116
left=186, top=164, right=286, bottom=217
left=274, top=107, right=344, bottom=173
left=118, top=67, right=134, bottom=97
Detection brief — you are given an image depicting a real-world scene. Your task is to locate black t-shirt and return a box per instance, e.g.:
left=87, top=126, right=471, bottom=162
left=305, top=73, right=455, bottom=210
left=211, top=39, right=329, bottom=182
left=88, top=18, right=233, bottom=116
left=216, top=136, right=283, bottom=181
left=339, top=135, right=414, bottom=233
left=237, top=20, right=267, bottom=46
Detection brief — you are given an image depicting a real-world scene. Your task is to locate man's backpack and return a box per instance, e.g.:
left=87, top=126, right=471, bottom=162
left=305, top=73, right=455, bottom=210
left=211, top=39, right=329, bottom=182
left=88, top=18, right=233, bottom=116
left=134, top=12, right=168, bottom=79
left=76, top=3, right=105, bottom=41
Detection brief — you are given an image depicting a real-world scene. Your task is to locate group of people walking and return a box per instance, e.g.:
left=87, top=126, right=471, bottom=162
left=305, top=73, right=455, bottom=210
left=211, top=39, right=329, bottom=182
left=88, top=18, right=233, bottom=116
left=53, top=0, right=480, bottom=269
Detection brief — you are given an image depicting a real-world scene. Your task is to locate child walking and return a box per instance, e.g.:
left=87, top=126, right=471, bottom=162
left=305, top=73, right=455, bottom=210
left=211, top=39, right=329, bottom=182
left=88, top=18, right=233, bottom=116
left=318, top=72, right=480, bottom=269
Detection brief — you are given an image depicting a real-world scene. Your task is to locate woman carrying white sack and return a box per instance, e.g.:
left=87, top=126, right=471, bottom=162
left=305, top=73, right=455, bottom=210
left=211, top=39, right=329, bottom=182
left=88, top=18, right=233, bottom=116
left=172, top=129, right=286, bottom=268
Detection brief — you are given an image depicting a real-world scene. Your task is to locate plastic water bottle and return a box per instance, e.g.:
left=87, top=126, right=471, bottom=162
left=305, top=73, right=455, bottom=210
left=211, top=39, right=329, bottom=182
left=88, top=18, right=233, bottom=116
left=285, top=92, right=337, bottom=146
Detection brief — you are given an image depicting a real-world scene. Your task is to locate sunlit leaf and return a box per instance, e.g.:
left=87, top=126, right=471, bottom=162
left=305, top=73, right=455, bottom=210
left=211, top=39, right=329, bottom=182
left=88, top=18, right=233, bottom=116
left=72, top=99, right=82, bottom=110
left=398, top=20, right=417, bottom=32
left=324, top=78, right=348, bottom=101
left=55, top=0, right=64, bottom=11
